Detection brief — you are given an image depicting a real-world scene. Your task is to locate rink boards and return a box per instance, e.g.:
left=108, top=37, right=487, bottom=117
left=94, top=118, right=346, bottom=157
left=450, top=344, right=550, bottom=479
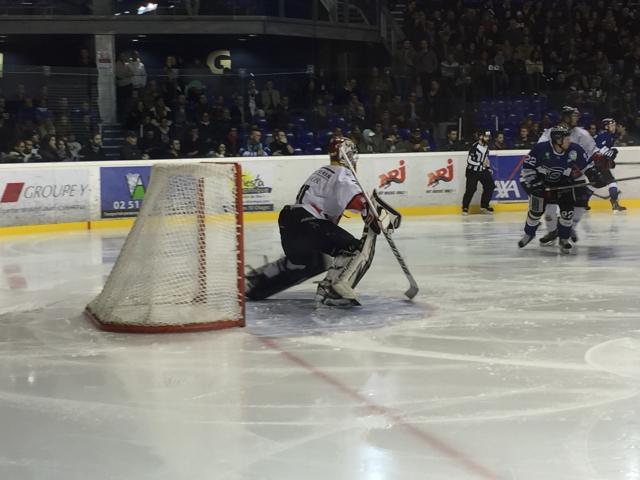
left=1, top=148, right=639, bottom=234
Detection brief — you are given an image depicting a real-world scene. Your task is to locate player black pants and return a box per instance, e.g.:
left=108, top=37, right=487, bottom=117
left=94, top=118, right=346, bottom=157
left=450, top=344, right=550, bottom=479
left=548, top=186, right=591, bottom=208
left=278, top=205, right=360, bottom=266
left=527, top=189, right=577, bottom=239
left=462, top=169, right=495, bottom=209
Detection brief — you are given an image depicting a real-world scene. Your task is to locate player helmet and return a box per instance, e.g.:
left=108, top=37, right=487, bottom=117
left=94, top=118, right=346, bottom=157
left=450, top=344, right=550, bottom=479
left=560, top=105, right=579, bottom=116
left=601, top=117, right=616, bottom=129
left=559, top=105, right=580, bottom=128
left=329, top=136, right=358, bottom=168
left=549, top=124, right=571, bottom=143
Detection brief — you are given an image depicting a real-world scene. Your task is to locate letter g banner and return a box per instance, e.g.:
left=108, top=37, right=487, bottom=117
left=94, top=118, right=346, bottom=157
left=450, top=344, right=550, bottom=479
left=207, top=50, right=231, bottom=74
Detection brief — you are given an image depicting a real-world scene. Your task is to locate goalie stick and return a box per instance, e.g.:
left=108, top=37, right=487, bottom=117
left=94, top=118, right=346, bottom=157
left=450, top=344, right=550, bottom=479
left=545, top=175, right=640, bottom=192
left=339, top=145, right=419, bottom=300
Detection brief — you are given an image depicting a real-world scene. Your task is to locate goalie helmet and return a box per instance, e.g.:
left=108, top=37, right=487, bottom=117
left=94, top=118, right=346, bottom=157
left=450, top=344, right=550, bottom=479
left=329, top=136, right=358, bottom=168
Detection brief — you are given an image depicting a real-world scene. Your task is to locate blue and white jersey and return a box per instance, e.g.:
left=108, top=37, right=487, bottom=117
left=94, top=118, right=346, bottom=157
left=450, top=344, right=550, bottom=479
left=538, top=126, right=598, bottom=160
left=521, top=141, right=589, bottom=186
left=595, top=130, right=616, bottom=154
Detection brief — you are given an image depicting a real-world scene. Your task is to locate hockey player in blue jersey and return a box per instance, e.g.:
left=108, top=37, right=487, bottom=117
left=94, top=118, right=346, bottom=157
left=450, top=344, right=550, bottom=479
left=594, top=118, right=627, bottom=212
left=518, top=125, right=591, bottom=254
left=537, top=106, right=606, bottom=245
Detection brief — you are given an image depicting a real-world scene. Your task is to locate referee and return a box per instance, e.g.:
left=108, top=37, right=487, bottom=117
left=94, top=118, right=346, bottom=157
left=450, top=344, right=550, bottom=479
left=462, top=130, right=495, bottom=215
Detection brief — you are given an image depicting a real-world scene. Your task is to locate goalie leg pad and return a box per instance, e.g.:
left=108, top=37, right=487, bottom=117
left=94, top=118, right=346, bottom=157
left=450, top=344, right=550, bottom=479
left=316, top=224, right=378, bottom=303
left=246, top=253, right=328, bottom=300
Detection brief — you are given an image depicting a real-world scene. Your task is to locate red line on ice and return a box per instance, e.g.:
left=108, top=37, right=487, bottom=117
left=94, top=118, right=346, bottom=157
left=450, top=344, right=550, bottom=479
left=260, top=337, right=502, bottom=480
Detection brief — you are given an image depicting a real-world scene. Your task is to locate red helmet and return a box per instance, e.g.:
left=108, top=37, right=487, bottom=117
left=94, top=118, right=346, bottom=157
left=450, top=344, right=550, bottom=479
left=329, top=136, right=358, bottom=168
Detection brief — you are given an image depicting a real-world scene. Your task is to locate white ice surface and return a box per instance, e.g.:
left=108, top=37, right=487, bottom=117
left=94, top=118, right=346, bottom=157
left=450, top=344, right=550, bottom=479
left=1, top=211, right=639, bottom=480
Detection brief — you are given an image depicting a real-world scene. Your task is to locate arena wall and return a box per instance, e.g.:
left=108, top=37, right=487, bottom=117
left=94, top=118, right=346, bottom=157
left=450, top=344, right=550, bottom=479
left=1, top=148, right=639, bottom=234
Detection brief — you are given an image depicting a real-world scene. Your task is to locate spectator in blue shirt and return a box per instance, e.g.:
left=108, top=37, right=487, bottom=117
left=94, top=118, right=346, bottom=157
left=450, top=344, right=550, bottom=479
left=242, top=129, right=268, bottom=156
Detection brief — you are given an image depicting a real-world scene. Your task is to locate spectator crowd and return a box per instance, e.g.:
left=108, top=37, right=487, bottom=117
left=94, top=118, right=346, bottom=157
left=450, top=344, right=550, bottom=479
left=393, top=0, right=640, bottom=147
left=3, top=0, right=640, bottom=163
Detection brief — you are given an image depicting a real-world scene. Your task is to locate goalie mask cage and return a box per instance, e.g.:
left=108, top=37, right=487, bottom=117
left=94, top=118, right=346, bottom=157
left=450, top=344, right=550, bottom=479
left=85, top=162, right=245, bottom=333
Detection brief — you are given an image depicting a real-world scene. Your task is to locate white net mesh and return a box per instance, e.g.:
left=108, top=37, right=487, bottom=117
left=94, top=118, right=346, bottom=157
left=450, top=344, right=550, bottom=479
left=87, top=162, right=244, bottom=332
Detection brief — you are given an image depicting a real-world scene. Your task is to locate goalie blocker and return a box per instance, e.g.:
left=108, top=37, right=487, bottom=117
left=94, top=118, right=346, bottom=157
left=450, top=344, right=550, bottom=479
left=245, top=138, right=401, bottom=306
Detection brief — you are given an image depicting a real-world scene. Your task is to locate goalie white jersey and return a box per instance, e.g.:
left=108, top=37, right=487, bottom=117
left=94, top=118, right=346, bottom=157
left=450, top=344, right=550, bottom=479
left=294, top=165, right=362, bottom=224
left=538, top=126, right=598, bottom=160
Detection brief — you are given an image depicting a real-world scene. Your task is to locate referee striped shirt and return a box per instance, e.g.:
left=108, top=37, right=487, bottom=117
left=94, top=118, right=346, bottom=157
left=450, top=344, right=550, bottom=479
left=466, top=142, right=490, bottom=172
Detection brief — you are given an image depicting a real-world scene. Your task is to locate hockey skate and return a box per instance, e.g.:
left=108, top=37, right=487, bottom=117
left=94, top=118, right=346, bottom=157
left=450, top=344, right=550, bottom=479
left=461, top=207, right=469, bottom=216
left=539, top=229, right=558, bottom=246
left=315, top=279, right=360, bottom=307
left=480, top=207, right=494, bottom=214
left=518, top=234, right=534, bottom=248
left=559, top=238, right=572, bottom=254
left=570, top=228, right=578, bottom=243
left=612, top=201, right=627, bottom=213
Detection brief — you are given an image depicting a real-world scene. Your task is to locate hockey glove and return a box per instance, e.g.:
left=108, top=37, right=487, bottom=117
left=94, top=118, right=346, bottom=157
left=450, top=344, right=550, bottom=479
left=364, top=209, right=382, bottom=235
left=521, top=177, right=544, bottom=196
left=372, top=190, right=402, bottom=234
left=604, top=148, right=618, bottom=168
left=585, top=167, right=608, bottom=188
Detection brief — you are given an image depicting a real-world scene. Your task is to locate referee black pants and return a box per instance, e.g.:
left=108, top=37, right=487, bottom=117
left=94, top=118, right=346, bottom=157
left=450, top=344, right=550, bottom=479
left=462, top=169, right=495, bottom=210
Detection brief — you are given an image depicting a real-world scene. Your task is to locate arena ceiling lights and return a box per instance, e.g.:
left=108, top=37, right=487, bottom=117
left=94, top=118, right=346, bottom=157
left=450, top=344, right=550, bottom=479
left=137, top=3, right=158, bottom=14
left=114, top=2, right=158, bottom=15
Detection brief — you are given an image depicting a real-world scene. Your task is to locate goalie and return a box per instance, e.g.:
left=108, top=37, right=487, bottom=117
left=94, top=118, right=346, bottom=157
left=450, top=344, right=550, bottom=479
left=245, top=137, right=401, bottom=307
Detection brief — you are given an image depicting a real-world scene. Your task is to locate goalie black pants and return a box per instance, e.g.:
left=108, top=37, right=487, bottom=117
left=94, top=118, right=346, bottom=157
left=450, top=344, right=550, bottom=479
left=462, top=169, right=495, bottom=209
left=278, top=205, right=360, bottom=267
left=244, top=207, right=360, bottom=301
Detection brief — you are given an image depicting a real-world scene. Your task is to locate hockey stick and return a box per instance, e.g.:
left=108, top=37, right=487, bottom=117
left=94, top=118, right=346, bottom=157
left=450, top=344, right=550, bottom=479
left=339, top=145, right=419, bottom=300
left=591, top=191, right=611, bottom=200
left=545, top=175, right=640, bottom=192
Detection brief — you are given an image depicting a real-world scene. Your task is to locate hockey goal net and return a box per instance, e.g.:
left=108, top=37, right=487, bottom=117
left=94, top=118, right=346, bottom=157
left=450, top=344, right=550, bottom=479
left=86, top=162, right=245, bottom=333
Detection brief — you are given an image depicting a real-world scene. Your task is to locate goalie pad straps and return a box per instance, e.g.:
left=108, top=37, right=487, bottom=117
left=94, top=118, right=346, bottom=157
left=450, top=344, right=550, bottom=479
left=321, top=224, right=378, bottom=300
left=245, top=254, right=329, bottom=300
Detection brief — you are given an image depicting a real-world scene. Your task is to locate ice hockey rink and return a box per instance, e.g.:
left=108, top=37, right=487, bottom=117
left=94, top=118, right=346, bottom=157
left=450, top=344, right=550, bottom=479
left=1, top=211, right=639, bottom=480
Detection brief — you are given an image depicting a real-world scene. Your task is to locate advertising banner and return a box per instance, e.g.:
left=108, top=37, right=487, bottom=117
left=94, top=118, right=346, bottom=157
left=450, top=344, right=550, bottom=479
left=375, top=157, right=410, bottom=198
left=425, top=157, right=457, bottom=195
left=99, top=166, right=151, bottom=218
left=1, top=148, right=639, bottom=229
left=419, top=154, right=465, bottom=206
left=360, top=153, right=465, bottom=208
left=241, top=163, right=275, bottom=212
left=0, top=168, right=91, bottom=226
left=491, top=154, right=527, bottom=202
